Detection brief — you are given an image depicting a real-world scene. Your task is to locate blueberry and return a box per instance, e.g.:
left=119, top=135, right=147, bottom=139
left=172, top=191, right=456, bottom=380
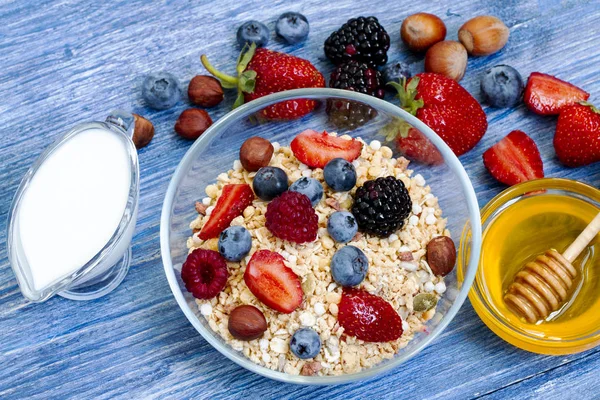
left=327, top=211, right=358, bottom=243
left=480, top=65, right=524, bottom=108
left=323, top=158, right=357, bottom=192
left=142, top=72, right=181, bottom=110
left=236, top=20, right=269, bottom=48
left=253, top=167, right=288, bottom=201
left=289, top=177, right=323, bottom=207
left=330, top=245, right=368, bottom=287
left=290, top=328, right=321, bottom=359
left=382, top=61, right=411, bottom=90
left=275, top=12, right=309, bottom=44
left=218, top=226, right=252, bottom=262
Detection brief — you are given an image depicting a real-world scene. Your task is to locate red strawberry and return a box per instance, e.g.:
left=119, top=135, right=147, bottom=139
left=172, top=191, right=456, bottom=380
left=338, top=288, right=403, bottom=342
left=290, top=129, right=363, bottom=168
left=244, top=250, right=303, bottom=313
left=483, top=130, right=544, bottom=186
left=524, top=72, right=590, bottom=116
left=199, top=184, right=254, bottom=240
left=381, top=117, right=443, bottom=165
left=389, top=73, right=488, bottom=158
left=554, top=103, right=600, bottom=167
left=201, top=44, right=325, bottom=120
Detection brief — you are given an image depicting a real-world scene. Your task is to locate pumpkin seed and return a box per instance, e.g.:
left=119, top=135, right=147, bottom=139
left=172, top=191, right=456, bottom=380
left=413, top=293, right=438, bottom=312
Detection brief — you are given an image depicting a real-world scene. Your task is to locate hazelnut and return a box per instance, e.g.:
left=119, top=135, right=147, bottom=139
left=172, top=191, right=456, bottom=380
left=228, top=305, right=267, bottom=341
left=174, top=108, right=213, bottom=140
left=425, top=41, right=468, bottom=81
left=188, top=75, right=224, bottom=107
left=132, top=114, right=154, bottom=149
left=401, top=13, right=446, bottom=52
left=426, top=236, right=457, bottom=276
left=239, top=136, right=274, bottom=172
left=458, top=16, right=509, bottom=56
left=300, top=361, right=323, bottom=376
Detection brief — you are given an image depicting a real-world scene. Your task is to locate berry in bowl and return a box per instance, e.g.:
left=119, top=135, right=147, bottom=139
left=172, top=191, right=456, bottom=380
left=161, top=88, right=481, bottom=384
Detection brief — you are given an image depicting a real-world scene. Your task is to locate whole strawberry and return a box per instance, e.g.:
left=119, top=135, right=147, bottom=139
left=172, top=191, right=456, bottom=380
left=554, top=103, right=600, bottom=167
left=389, top=73, right=488, bottom=158
left=201, top=44, right=325, bottom=120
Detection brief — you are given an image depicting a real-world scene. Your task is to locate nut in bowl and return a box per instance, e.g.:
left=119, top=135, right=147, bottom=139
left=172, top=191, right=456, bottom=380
left=161, top=88, right=482, bottom=384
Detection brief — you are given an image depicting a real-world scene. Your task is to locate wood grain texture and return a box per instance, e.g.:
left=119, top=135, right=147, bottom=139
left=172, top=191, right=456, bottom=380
left=1, top=0, right=599, bottom=399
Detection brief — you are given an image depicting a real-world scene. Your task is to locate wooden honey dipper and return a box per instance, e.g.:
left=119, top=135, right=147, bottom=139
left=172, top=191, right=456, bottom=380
left=504, top=211, right=600, bottom=323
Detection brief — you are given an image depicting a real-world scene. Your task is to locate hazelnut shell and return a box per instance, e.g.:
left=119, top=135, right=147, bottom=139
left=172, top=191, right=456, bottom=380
left=458, top=15, right=509, bottom=56
left=426, top=236, right=457, bottom=276
left=188, top=75, right=224, bottom=107
left=401, top=13, right=447, bottom=52
left=424, top=40, right=468, bottom=81
left=132, top=113, right=154, bottom=149
left=174, top=108, right=213, bottom=140
left=239, top=137, right=274, bottom=172
left=228, top=305, right=267, bottom=341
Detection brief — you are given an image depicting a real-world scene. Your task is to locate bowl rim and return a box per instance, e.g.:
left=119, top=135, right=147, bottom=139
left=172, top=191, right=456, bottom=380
left=160, top=88, right=482, bottom=385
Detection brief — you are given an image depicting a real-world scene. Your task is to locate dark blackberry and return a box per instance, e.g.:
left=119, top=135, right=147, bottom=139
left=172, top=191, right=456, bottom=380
left=351, top=176, right=412, bottom=238
left=329, top=61, right=385, bottom=98
left=326, top=99, right=377, bottom=131
left=324, top=16, right=390, bottom=67
left=327, top=60, right=383, bottom=130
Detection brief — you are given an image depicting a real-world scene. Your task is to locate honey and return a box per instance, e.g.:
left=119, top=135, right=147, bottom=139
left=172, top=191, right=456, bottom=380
left=463, top=178, right=600, bottom=355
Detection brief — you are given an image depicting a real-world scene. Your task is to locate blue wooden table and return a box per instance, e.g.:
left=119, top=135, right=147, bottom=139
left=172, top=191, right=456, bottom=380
left=1, top=0, right=599, bottom=398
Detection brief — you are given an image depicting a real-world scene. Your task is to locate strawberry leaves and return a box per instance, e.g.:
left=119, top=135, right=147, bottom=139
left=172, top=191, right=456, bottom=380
left=201, top=43, right=259, bottom=109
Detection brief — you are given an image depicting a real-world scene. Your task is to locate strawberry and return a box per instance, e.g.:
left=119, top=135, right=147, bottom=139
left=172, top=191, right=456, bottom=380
left=389, top=73, right=488, bottom=158
left=201, top=44, right=325, bottom=120
left=244, top=250, right=303, bottom=313
left=338, top=288, right=403, bottom=342
left=482, top=130, right=544, bottom=186
left=524, top=72, right=590, bottom=116
left=198, top=184, right=254, bottom=240
left=381, top=117, right=443, bottom=165
left=290, top=129, right=363, bottom=168
left=554, top=103, right=600, bottom=167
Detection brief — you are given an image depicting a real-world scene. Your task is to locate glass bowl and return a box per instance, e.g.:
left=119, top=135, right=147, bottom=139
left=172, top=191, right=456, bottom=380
left=459, top=178, right=600, bottom=355
left=160, top=88, right=482, bottom=384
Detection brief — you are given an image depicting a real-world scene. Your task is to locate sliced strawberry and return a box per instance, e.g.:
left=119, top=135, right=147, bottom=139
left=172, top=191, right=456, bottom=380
left=483, top=130, right=544, bottom=186
left=338, top=288, right=403, bottom=342
left=198, top=184, right=254, bottom=240
left=244, top=250, right=303, bottom=313
left=524, top=72, right=590, bottom=115
left=290, top=129, right=363, bottom=168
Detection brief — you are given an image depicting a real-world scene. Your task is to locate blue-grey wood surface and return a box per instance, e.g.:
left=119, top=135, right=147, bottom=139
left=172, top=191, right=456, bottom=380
left=1, top=0, right=600, bottom=398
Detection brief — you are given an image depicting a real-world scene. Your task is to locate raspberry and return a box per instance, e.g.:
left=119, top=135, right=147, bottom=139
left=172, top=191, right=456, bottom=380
left=265, top=191, right=318, bottom=244
left=181, top=249, right=228, bottom=299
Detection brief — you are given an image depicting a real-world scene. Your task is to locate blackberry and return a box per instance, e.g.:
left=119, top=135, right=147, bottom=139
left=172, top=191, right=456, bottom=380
left=326, top=99, right=377, bottom=131
left=327, top=60, right=383, bottom=130
left=329, top=61, right=385, bottom=98
left=351, top=176, right=412, bottom=237
left=324, top=16, right=390, bottom=67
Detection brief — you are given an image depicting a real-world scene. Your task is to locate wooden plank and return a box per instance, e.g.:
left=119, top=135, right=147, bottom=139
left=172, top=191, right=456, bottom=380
left=0, top=0, right=599, bottom=398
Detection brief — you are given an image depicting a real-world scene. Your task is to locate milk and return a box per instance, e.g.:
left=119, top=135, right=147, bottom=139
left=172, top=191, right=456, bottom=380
left=17, top=127, right=131, bottom=291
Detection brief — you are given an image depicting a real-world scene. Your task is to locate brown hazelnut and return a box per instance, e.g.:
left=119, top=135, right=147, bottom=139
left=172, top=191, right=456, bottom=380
left=132, top=114, right=154, bottom=149
left=458, top=16, right=509, bottom=56
left=228, top=305, right=267, bottom=341
left=239, top=137, right=274, bottom=172
left=426, top=236, right=457, bottom=276
left=174, top=108, right=213, bottom=140
left=425, top=41, right=468, bottom=81
left=401, top=13, right=447, bottom=52
left=188, top=75, right=224, bottom=107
